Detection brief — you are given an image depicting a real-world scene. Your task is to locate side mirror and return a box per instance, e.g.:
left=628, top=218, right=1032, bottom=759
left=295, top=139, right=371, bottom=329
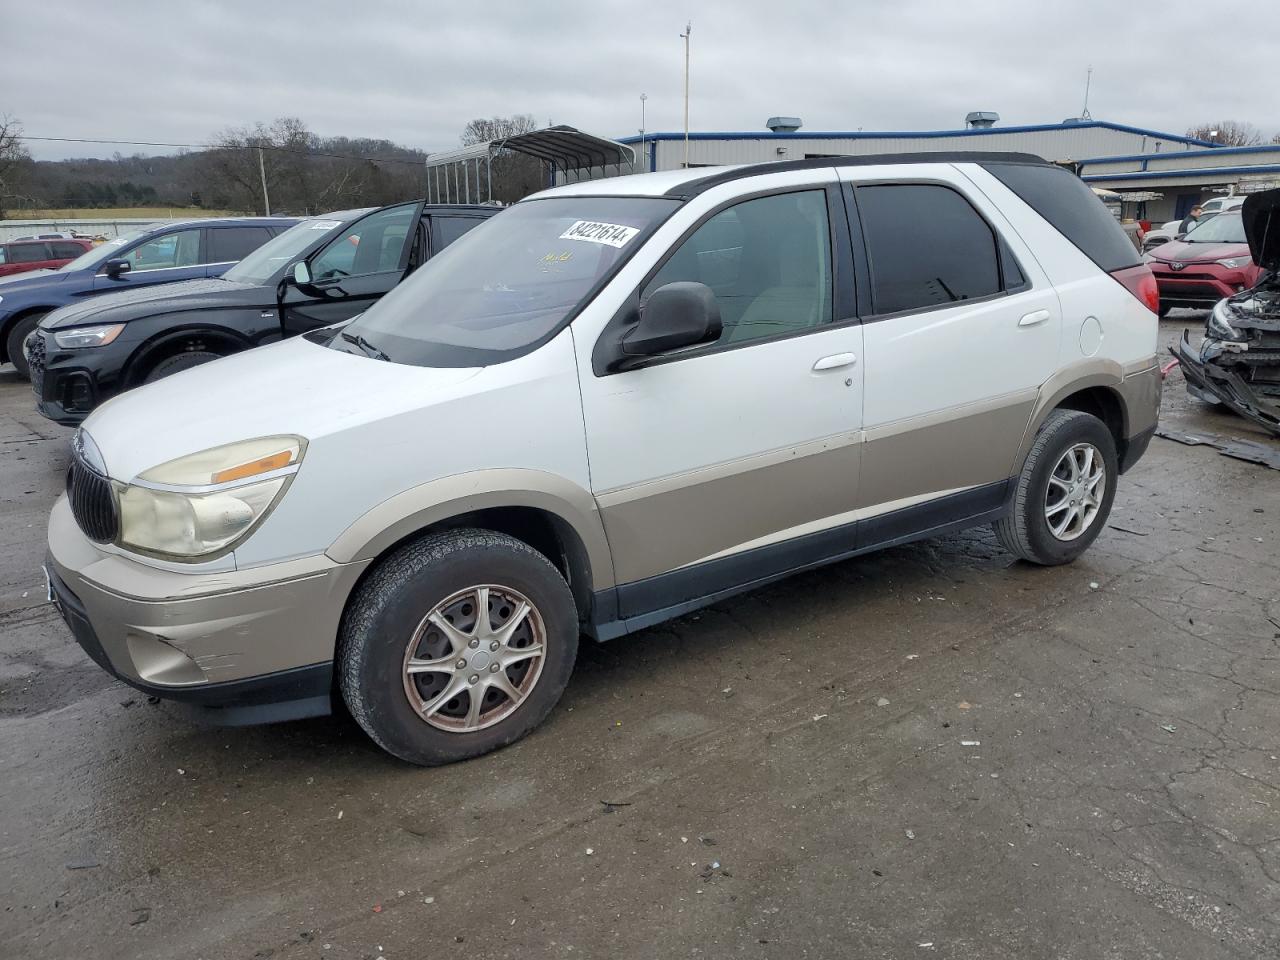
left=621, top=282, right=722, bottom=359
left=104, top=258, right=131, bottom=278
left=291, top=261, right=312, bottom=285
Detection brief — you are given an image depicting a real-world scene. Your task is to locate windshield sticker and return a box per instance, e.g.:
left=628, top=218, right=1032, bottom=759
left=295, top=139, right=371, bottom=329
left=559, top=220, right=640, bottom=248
left=310, top=220, right=341, bottom=230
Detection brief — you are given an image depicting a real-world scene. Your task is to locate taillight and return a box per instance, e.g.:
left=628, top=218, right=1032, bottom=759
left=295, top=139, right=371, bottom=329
left=1110, top=264, right=1159, bottom=314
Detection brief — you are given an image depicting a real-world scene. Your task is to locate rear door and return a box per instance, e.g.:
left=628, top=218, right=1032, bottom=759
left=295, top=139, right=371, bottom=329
left=840, top=165, right=1061, bottom=533
left=280, top=202, right=423, bottom=335
left=93, top=227, right=206, bottom=291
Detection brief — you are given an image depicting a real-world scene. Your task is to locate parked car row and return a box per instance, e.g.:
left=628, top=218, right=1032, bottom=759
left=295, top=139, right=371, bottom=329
left=44, top=154, right=1163, bottom=765
left=27, top=202, right=496, bottom=423
left=1, top=217, right=298, bottom=377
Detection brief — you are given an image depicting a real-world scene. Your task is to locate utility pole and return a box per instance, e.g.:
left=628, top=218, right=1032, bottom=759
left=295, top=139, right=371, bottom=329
left=680, top=21, right=691, bottom=167
left=257, top=145, right=271, bottom=216
left=639, top=93, right=648, bottom=171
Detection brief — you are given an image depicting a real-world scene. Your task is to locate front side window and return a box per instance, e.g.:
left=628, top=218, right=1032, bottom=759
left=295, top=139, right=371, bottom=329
left=335, top=196, right=679, bottom=366
left=643, top=190, right=833, bottom=346
left=310, top=203, right=417, bottom=280
left=222, top=217, right=347, bottom=285
left=858, top=184, right=1001, bottom=314
left=125, top=228, right=202, bottom=271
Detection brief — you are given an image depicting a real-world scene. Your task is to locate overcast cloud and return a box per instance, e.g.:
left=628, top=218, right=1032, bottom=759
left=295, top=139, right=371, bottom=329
left=5, top=0, right=1277, bottom=161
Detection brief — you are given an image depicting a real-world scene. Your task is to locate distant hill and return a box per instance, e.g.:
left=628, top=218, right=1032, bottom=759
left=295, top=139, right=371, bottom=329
left=14, top=136, right=432, bottom=217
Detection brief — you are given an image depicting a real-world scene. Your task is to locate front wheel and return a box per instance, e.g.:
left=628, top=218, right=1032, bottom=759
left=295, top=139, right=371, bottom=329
left=143, top=350, right=224, bottom=383
left=5, top=313, right=46, bottom=379
left=994, top=409, right=1118, bottom=565
left=338, top=529, right=579, bottom=765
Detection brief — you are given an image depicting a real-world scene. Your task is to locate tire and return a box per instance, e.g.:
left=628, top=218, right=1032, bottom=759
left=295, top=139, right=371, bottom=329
left=1158, top=303, right=1172, bottom=318
left=994, top=409, right=1118, bottom=566
left=5, top=313, right=45, bottom=380
left=338, top=528, right=579, bottom=765
left=143, top=350, right=223, bottom=383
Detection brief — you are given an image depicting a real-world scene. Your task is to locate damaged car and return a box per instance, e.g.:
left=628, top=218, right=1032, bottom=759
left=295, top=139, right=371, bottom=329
left=1174, top=188, right=1280, bottom=436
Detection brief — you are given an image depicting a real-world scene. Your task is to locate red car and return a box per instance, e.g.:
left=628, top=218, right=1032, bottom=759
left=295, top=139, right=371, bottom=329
left=1146, top=211, right=1263, bottom=315
left=0, top=237, right=95, bottom=278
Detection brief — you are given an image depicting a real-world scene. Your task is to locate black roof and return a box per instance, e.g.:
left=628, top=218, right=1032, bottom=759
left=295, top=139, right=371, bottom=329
left=666, top=151, right=1050, bottom=198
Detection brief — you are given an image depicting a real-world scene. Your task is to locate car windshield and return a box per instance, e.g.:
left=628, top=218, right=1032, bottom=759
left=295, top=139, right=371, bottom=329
left=333, top=197, right=681, bottom=366
left=1184, top=212, right=1247, bottom=244
left=223, top=218, right=345, bottom=285
left=58, top=231, right=146, bottom=272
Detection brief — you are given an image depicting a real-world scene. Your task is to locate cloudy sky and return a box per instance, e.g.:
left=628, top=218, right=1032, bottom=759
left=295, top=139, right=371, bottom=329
left=5, top=0, right=1276, bottom=161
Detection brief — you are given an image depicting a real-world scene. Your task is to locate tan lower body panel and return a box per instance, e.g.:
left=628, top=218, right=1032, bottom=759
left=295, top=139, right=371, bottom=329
left=597, top=391, right=1037, bottom=585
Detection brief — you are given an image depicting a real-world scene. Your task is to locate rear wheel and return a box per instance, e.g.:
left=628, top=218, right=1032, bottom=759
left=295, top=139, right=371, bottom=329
left=338, top=529, right=578, bottom=765
left=5, top=313, right=46, bottom=379
left=143, top=350, right=223, bottom=383
left=994, top=409, right=1117, bottom=565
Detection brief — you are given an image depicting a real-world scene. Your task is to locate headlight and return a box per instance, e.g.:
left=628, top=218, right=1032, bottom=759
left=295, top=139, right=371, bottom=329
left=1216, top=257, right=1250, bottom=269
left=117, top=436, right=305, bottom=559
left=1206, top=300, right=1246, bottom=342
left=53, top=324, right=125, bottom=349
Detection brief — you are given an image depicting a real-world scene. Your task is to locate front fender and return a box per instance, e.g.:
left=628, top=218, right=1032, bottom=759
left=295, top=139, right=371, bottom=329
left=324, top=468, right=617, bottom=590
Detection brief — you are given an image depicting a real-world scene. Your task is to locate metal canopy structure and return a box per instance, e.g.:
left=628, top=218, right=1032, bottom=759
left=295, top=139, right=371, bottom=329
left=424, top=125, right=636, bottom=204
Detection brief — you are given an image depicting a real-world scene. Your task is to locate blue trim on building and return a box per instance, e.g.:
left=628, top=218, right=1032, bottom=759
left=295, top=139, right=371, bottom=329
left=1080, top=143, right=1280, bottom=167
left=616, top=121, right=1214, bottom=148
left=1082, top=164, right=1280, bottom=183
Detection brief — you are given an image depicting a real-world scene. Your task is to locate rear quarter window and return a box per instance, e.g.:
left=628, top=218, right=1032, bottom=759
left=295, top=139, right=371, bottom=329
left=983, top=162, right=1140, bottom=272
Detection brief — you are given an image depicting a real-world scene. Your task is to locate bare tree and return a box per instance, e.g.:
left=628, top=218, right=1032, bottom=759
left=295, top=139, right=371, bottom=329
left=461, top=114, right=539, bottom=147
left=0, top=115, right=34, bottom=219
left=458, top=114, right=544, bottom=203
left=1186, top=121, right=1263, bottom=147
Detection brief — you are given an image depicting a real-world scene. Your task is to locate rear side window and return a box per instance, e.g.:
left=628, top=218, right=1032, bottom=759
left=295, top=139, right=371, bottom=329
left=857, top=184, right=1001, bottom=314
left=51, top=241, right=87, bottom=259
left=9, top=242, right=51, bottom=264
left=984, top=162, right=1140, bottom=271
left=207, top=226, right=273, bottom=263
left=431, top=216, right=487, bottom=251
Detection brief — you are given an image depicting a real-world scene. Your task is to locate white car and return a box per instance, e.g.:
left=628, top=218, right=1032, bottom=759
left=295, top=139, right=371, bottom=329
left=47, top=154, right=1162, bottom=764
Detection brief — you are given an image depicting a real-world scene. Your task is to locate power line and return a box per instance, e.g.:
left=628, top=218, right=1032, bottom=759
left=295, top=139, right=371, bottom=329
left=19, top=135, right=431, bottom=167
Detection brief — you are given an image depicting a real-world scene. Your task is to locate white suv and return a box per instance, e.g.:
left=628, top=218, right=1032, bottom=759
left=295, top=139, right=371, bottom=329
left=46, top=154, right=1161, bottom=764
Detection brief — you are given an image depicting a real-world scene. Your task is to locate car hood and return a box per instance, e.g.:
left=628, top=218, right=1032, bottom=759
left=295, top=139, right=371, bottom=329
left=1148, top=239, right=1251, bottom=264
left=81, top=334, right=481, bottom=483
left=40, top=277, right=264, bottom=330
left=0, top=269, right=67, bottom=292
left=1242, top=188, right=1280, bottom=272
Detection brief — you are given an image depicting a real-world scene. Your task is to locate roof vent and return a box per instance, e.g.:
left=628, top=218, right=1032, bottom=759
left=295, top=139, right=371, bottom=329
left=964, top=111, right=999, bottom=129
left=766, top=116, right=802, bottom=133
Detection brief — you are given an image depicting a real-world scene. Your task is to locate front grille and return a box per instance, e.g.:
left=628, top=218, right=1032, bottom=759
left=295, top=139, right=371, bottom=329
left=68, top=457, right=119, bottom=543
left=28, top=332, right=47, bottom=398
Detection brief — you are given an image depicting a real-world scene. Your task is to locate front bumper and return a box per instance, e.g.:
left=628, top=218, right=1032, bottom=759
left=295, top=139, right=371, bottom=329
left=46, top=496, right=372, bottom=723
left=1174, top=330, right=1280, bottom=437
left=1151, top=267, right=1256, bottom=309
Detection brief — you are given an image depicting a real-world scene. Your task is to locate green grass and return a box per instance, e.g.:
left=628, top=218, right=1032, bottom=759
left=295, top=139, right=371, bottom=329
left=9, top=206, right=245, bottom=220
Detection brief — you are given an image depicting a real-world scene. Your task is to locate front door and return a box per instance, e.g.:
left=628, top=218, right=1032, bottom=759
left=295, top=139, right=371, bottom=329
left=576, top=181, right=865, bottom=615
left=93, top=227, right=207, bottom=291
left=840, top=168, right=1062, bottom=535
left=280, top=202, right=423, bottom=335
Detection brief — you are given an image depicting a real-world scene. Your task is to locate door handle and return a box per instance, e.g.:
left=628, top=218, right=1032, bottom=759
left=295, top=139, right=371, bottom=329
left=1018, top=309, right=1051, bottom=327
left=812, top=352, right=858, bottom=371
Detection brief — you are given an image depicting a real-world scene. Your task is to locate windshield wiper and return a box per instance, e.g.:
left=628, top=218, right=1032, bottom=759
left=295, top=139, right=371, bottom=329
left=341, top=331, right=390, bottom=362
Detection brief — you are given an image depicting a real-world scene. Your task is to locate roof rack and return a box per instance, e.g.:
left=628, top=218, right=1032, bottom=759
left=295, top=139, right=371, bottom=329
left=666, top=151, right=1050, bottom=198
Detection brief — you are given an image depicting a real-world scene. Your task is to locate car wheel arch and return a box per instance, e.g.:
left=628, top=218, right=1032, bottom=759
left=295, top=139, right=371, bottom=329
left=1014, top=363, right=1130, bottom=475
left=125, top=325, right=252, bottom=386
left=325, top=470, right=616, bottom=618
left=1, top=307, right=57, bottom=363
